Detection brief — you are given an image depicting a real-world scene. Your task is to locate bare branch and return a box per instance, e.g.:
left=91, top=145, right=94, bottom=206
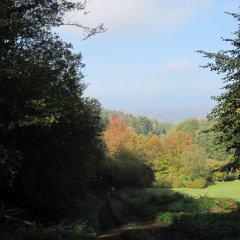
left=64, top=22, right=106, bottom=40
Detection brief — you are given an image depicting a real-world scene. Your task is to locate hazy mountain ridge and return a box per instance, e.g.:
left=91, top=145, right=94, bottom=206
left=115, top=107, right=211, bottom=123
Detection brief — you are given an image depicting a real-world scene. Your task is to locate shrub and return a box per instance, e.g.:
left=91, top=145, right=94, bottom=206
left=156, top=212, right=174, bottom=225
left=211, top=171, right=227, bottom=182
left=171, top=175, right=184, bottom=188
left=183, top=177, right=207, bottom=189
left=192, top=177, right=207, bottom=188
left=0, top=221, right=96, bottom=240
left=154, top=173, right=172, bottom=188
left=226, top=169, right=240, bottom=181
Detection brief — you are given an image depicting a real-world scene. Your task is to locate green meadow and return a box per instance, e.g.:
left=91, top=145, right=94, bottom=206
left=147, top=180, right=240, bottom=202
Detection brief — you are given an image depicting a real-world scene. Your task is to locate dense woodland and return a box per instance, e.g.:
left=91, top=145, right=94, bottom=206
left=1, top=1, right=240, bottom=239
left=102, top=111, right=235, bottom=189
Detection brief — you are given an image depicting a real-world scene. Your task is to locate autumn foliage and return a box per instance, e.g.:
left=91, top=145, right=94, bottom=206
left=104, top=114, right=135, bottom=153
left=103, top=114, right=153, bottom=187
left=166, top=131, right=192, bottom=156
left=103, top=114, right=213, bottom=188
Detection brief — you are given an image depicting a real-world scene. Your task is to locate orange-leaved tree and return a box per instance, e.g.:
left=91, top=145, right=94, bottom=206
left=145, top=135, right=164, bottom=160
left=166, top=131, right=192, bottom=157
left=102, top=114, right=154, bottom=187
left=103, top=114, right=136, bottom=153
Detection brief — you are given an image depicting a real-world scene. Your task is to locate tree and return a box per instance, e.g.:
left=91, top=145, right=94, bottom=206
left=195, top=120, right=232, bottom=161
left=165, top=131, right=192, bottom=157
left=103, top=114, right=135, bottom=153
left=103, top=148, right=154, bottom=188
left=181, top=145, right=208, bottom=180
left=0, top=0, right=104, bottom=218
left=198, top=11, right=240, bottom=163
left=103, top=114, right=154, bottom=188
left=134, top=116, right=153, bottom=135
left=175, top=118, right=199, bottom=142
left=145, top=135, right=164, bottom=159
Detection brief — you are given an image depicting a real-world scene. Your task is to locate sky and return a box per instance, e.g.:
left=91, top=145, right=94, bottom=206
left=57, top=0, right=239, bottom=111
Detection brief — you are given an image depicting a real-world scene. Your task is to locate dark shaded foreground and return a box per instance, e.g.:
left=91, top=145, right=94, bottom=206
left=98, top=212, right=240, bottom=240
left=1, top=189, right=240, bottom=240
left=97, top=189, right=240, bottom=240
left=99, top=197, right=120, bottom=231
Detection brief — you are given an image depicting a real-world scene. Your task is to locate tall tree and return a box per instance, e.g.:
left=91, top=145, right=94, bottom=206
left=198, top=11, right=240, bottom=163
left=195, top=120, right=232, bottom=161
left=0, top=0, right=104, bottom=217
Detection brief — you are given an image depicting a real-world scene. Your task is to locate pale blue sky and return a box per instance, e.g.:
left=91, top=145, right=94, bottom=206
left=58, top=0, right=239, bottom=110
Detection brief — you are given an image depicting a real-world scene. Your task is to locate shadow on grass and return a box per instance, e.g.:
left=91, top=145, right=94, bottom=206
left=111, top=188, right=240, bottom=240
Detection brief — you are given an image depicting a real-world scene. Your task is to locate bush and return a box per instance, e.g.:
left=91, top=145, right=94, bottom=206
left=192, top=177, right=207, bottom=188
left=154, top=173, right=172, bottom=188
left=103, top=149, right=154, bottom=188
left=156, top=212, right=174, bottom=225
left=0, top=222, right=96, bottom=240
left=211, top=171, right=227, bottom=182
left=154, top=173, right=207, bottom=189
left=154, top=173, right=185, bottom=188
left=211, top=169, right=240, bottom=182
left=226, top=169, right=240, bottom=181
left=183, top=177, right=207, bottom=189
left=171, top=175, right=184, bottom=188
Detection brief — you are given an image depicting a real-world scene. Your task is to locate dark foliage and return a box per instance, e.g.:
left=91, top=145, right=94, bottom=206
left=0, top=0, right=104, bottom=219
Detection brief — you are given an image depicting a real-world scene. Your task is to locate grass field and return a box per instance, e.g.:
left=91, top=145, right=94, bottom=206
left=147, top=180, right=240, bottom=202
left=117, top=183, right=240, bottom=240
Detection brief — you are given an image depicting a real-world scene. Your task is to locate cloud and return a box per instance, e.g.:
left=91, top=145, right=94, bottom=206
left=63, top=0, right=213, bottom=35
left=160, top=60, right=199, bottom=74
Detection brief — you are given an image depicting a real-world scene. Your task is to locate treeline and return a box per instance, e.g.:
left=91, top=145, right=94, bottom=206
left=102, top=112, right=236, bottom=189
left=101, top=109, right=172, bottom=136
left=102, top=109, right=232, bottom=160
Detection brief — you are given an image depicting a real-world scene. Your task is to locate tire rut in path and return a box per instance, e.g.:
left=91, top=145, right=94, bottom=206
left=99, top=197, right=121, bottom=232
left=98, top=196, right=166, bottom=239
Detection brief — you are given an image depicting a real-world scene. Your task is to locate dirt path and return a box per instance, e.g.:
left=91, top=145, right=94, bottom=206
left=99, top=197, right=121, bottom=231
left=114, top=197, right=145, bottom=222
left=98, top=196, right=167, bottom=240
left=98, top=221, right=166, bottom=239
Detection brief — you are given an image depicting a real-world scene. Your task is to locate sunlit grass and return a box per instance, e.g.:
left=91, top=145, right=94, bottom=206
left=147, top=180, right=240, bottom=202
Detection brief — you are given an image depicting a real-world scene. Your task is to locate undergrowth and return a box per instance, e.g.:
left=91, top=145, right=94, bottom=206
left=116, top=188, right=240, bottom=240
left=0, top=220, right=96, bottom=240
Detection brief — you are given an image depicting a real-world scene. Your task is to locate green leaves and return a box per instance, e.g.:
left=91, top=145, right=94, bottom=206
left=199, top=11, right=240, bottom=160
left=0, top=0, right=105, bottom=218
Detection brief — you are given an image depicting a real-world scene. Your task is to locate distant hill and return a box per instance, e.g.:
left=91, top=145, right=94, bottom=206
left=114, top=107, right=211, bottom=123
